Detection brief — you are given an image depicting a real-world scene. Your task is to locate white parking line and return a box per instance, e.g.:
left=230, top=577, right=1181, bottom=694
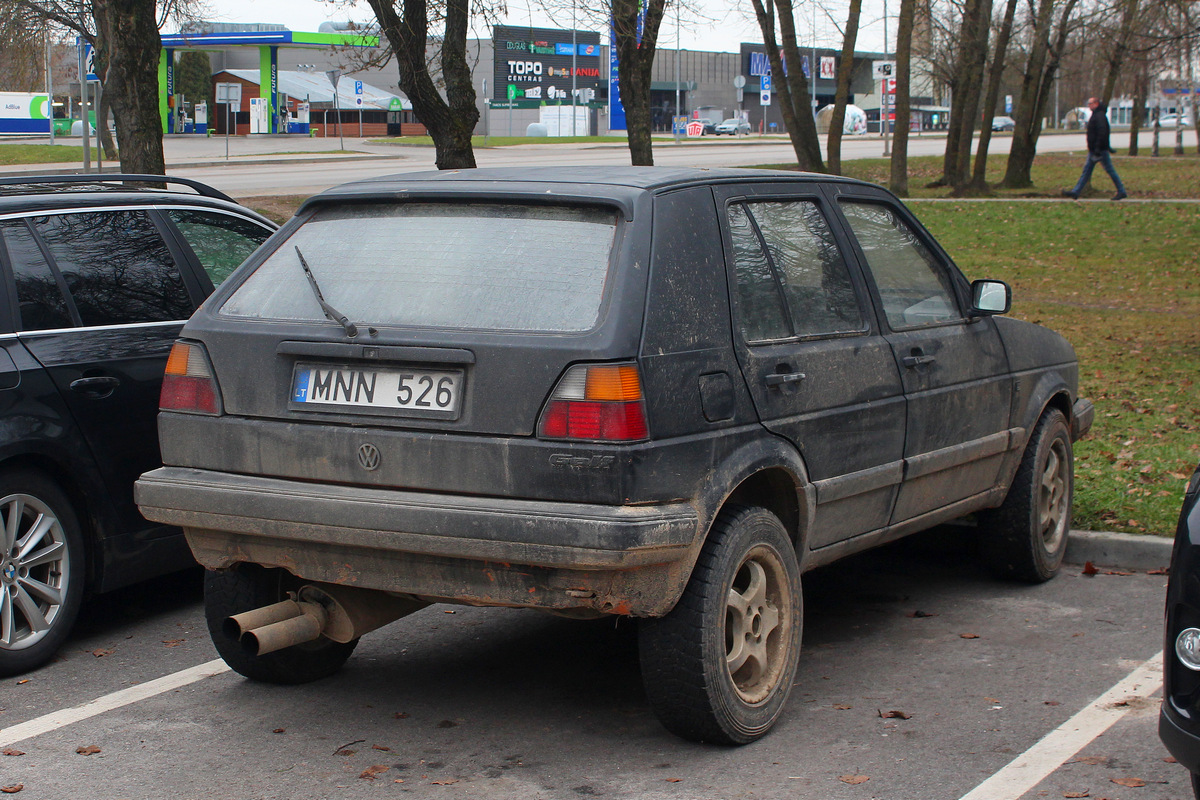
left=957, top=652, right=1164, bottom=800
left=0, top=658, right=231, bottom=748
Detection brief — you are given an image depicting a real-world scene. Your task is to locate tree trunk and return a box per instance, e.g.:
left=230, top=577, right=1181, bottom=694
left=1128, top=62, right=1148, bottom=156
left=1100, top=0, right=1140, bottom=107
left=827, top=0, right=862, bottom=175
left=94, top=0, right=164, bottom=175
left=937, top=0, right=990, bottom=187
left=749, top=0, right=825, bottom=172
left=967, top=0, right=1019, bottom=193
left=1001, top=0, right=1078, bottom=188
left=366, top=0, right=478, bottom=170
left=889, top=0, right=914, bottom=195
left=613, top=0, right=667, bottom=166
left=97, top=84, right=118, bottom=161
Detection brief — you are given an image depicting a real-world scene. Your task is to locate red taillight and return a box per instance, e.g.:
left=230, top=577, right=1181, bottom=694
left=160, top=341, right=221, bottom=415
left=538, top=364, right=649, bottom=442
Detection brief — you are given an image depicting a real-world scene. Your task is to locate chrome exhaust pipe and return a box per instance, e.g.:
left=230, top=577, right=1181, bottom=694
left=226, top=598, right=329, bottom=657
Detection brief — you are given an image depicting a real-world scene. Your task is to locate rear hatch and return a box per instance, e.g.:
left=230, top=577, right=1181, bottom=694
left=168, top=190, right=653, bottom=497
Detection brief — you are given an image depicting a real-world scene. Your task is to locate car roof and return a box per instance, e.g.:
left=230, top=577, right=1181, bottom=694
left=302, top=166, right=871, bottom=213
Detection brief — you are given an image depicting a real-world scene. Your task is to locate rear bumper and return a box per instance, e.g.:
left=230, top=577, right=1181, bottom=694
left=135, top=467, right=700, bottom=616
left=1161, top=704, right=1200, bottom=776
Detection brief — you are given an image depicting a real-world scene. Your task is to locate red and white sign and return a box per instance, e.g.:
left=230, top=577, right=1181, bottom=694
left=819, top=56, right=836, bottom=80
left=686, top=120, right=704, bottom=137
left=883, top=77, right=897, bottom=95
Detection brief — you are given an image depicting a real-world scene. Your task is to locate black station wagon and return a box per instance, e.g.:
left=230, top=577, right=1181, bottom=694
left=136, top=167, right=1093, bottom=744
left=0, top=174, right=276, bottom=676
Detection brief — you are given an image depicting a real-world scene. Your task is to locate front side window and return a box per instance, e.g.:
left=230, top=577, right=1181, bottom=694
left=1, top=220, right=73, bottom=331
left=839, top=202, right=960, bottom=328
left=728, top=200, right=864, bottom=342
left=168, top=209, right=273, bottom=287
left=31, top=210, right=192, bottom=326
left=221, top=203, right=619, bottom=333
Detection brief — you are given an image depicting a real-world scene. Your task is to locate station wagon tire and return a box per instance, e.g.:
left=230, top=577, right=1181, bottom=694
left=979, top=409, right=1073, bottom=583
left=204, top=564, right=357, bottom=684
left=0, top=470, right=85, bottom=677
left=638, top=505, right=801, bottom=744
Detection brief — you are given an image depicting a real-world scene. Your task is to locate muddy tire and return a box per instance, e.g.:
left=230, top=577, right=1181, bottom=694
left=979, top=409, right=1073, bottom=583
left=639, top=505, right=802, bottom=744
left=0, top=470, right=86, bottom=677
left=204, top=564, right=356, bottom=684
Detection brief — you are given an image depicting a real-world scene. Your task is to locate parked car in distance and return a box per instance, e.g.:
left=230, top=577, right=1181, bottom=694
left=714, top=117, right=751, bottom=135
left=0, top=174, right=276, bottom=676
left=991, top=116, right=1016, bottom=131
left=137, top=166, right=1093, bottom=745
left=1159, top=461, right=1200, bottom=797
left=1157, top=114, right=1193, bottom=128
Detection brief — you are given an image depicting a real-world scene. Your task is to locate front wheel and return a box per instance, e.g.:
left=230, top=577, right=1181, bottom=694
left=204, top=564, right=357, bottom=684
left=0, top=470, right=86, bottom=677
left=979, top=408, right=1073, bottom=583
left=639, top=505, right=802, bottom=744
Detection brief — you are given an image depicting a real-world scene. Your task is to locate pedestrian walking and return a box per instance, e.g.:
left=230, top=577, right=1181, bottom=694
left=1063, top=97, right=1127, bottom=200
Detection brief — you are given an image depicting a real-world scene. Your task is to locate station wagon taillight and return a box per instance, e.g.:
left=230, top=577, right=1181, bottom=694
left=538, top=364, right=648, bottom=442
left=160, top=341, right=221, bottom=415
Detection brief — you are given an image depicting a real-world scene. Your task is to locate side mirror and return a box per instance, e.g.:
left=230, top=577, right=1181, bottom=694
left=970, top=279, right=1011, bottom=316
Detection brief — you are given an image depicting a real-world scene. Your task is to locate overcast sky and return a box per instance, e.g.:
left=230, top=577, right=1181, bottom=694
left=200, top=0, right=892, bottom=54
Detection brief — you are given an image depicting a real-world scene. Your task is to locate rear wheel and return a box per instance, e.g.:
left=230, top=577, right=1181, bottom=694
left=0, top=470, right=85, bottom=677
left=639, top=505, right=801, bottom=744
left=204, top=564, right=357, bottom=684
left=979, top=409, right=1073, bottom=583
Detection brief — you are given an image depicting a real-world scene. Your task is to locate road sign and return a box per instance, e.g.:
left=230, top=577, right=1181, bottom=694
left=760, top=73, right=772, bottom=92
left=354, top=80, right=363, bottom=95
left=761, top=90, right=771, bottom=106
left=733, top=75, right=746, bottom=90
left=872, top=60, right=896, bottom=79
left=215, top=82, right=242, bottom=105
left=326, top=70, right=342, bottom=89
left=355, top=96, right=363, bottom=107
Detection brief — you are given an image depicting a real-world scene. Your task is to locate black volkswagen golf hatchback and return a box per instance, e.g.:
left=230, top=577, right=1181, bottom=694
left=137, top=167, right=1092, bottom=743
left=0, top=174, right=275, bottom=675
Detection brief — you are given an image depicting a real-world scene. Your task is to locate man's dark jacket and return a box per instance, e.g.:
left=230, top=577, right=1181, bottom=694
left=1086, top=104, right=1113, bottom=156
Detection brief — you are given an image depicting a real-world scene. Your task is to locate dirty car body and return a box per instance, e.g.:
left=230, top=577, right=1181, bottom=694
left=136, top=167, right=1093, bottom=743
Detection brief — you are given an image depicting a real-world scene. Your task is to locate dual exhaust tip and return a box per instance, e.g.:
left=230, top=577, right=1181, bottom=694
left=223, top=593, right=330, bottom=657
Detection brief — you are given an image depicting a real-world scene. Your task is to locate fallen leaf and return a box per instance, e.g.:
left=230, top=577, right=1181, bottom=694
left=985, top=697, right=1000, bottom=703
left=1111, top=777, right=1146, bottom=788
left=1073, top=756, right=1107, bottom=765
left=15, top=680, right=28, bottom=685
left=91, top=648, right=113, bottom=658
left=443, top=609, right=456, bottom=614
left=665, top=778, right=683, bottom=782
left=0, top=784, right=22, bottom=794
left=430, top=779, right=459, bottom=785
left=393, top=712, right=410, bottom=719
left=1045, top=701, right=1062, bottom=706
left=1164, top=756, right=1178, bottom=764
left=1, top=749, right=24, bottom=756
left=162, top=639, right=185, bottom=647
left=833, top=704, right=852, bottom=710
left=272, top=728, right=286, bottom=734
left=75, top=745, right=101, bottom=755
left=1148, top=568, right=1169, bottom=576
left=839, top=775, right=870, bottom=785
left=1104, top=570, right=1133, bottom=577
left=1063, top=791, right=1089, bottom=798
left=393, top=779, right=406, bottom=783
left=960, top=633, right=980, bottom=639
left=336, top=749, right=357, bottom=757
left=1082, top=562, right=1099, bottom=576
left=879, top=710, right=911, bottom=719
left=359, top=765, right=389, bottom=780
left=372, top=745, right=391, bottom=752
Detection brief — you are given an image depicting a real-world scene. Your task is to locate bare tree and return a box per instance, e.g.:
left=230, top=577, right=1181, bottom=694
left=966, top=0, right=1019, bottom=193
left=748, top=0, right=824, bottom=172
left=826, top=0, right=862, bottom=175
left=890, top=0, right=915, bottom=194
left=611, top=0, right=668, bottom=165
left=0, top=3, right=46, bottom=91
left=935, top=0, right=992, bottom=188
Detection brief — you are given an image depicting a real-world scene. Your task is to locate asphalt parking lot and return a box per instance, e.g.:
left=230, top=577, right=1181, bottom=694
left=0, top=529, right=1178, bottom=800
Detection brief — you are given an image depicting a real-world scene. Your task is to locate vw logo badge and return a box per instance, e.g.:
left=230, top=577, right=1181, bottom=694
left=357, top=443, right=381, bottom=471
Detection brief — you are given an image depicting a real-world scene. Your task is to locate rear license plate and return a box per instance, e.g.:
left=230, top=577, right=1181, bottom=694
left=291, top=364, right=463, bottom=416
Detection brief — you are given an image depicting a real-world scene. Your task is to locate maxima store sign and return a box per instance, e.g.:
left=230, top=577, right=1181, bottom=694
left=493, top=25, right=602, bottom=103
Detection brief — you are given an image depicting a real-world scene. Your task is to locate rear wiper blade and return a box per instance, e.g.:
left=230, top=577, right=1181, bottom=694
left=295, top=246, right=359, bottom=339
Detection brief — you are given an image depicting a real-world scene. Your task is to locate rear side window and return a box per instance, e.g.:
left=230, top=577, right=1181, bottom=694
left=0, top=220, right=73, bottom=331
left=31, top=210, right=192, bottom=326
left=728, top=200, right=864, bottom=342
left=220, top=203, right=618, bottom=333
left=838, top=202, right=960, bottom=328
left=167, top=209, right=273, bottom=287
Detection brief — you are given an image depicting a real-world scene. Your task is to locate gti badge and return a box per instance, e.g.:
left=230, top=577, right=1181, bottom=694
left=357, top=442, right=381, bottom=471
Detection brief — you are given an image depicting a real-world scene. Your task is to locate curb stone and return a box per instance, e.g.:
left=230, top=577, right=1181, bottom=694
left=1065, top=529, right=1174, bottom=571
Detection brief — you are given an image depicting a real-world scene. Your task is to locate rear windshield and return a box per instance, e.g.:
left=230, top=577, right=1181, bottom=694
left=219, top=202, right=618, bottom=333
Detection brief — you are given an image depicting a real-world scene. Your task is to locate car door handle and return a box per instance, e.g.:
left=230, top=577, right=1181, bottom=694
left=765, top=371, right=806, bottom=387
left=902, top=354, right=936, bottom=368
left=70, top=376, right=120, bottom=397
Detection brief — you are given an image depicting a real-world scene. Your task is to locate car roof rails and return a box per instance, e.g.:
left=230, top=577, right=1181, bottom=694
left=0, top=174, right=236, bottom=204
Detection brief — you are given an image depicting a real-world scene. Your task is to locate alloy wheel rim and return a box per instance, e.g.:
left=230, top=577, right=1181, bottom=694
left=1038, top=440, right=1070, bottom=553
left=724, top=544, right=792, bottom=705
left=0, top=493, right=69, bottom=651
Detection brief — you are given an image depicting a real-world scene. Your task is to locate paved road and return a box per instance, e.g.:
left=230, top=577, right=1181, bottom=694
left=0, top=532, right=1178, bottom=799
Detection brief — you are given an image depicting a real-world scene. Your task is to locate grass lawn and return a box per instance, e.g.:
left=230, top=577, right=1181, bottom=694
left=0, top=143, right=101, bottom=166
left=242, top=152, right=1199, bottom=537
